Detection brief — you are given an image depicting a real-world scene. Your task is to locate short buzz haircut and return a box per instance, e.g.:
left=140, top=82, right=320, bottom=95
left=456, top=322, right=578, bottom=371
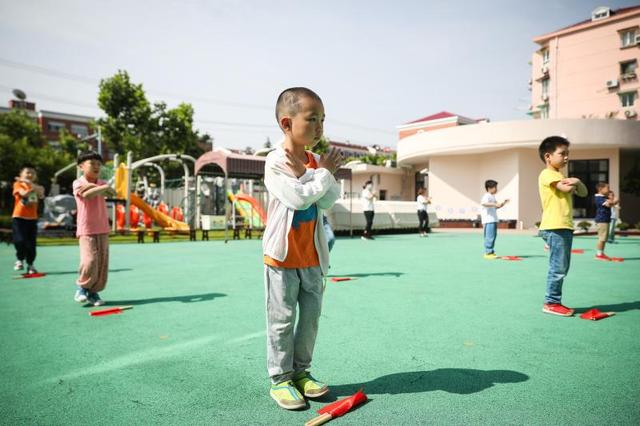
left=275, top=87, right=323, bottom=124
left=77, top=150, right=103, bottom=165
left=538, top=136, right=570, bottom=163
left=595, top=182, right=609, bottom=192
left=485, top=179, right=498, bottom=190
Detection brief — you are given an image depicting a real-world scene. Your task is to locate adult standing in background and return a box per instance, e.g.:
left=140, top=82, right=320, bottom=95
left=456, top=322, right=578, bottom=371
left=361, top=180, right=376, bottom=240
left=416, top=188, right=431, bottom=237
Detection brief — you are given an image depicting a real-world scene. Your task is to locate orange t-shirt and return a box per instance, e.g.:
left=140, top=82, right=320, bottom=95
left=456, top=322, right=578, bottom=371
left=12, top=181, right=38, bottom=220
left=264, top=152, right=320, bottom=269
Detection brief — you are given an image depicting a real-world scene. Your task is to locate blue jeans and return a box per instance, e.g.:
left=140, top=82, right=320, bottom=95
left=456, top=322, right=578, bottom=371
left=322, top=215, right=335, bottom=252
left=483, top=222, right=497, bottom=254
left=541, top=229, right=573, bottom=304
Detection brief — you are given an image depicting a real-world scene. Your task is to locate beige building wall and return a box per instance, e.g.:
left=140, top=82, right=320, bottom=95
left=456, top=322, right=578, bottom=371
left=518, top=148, right=545, bottom=228
left=344, top=164, right=414, bottom=201
left=428, top=151, right=519, bottom=222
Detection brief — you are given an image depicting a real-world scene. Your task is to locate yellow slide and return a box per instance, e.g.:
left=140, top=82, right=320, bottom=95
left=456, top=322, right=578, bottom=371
left=115, top=164, right=190, bottom=231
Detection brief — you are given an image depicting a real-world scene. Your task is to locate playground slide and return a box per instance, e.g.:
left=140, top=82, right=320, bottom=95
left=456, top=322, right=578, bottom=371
left=115, top=163, right=189, bottom=231
left=130, top=193, right=190, bottom=231
left=228, top=192, right=266, bottom=228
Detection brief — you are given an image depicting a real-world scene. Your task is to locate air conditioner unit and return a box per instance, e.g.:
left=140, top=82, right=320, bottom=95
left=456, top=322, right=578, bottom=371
left=542, top=94, right=549, bottom=101
left=606, top=79, right=619, bottom=88
left=624, top=109, right=637, bottom=118
left=541, top=65, right=549, bottom=74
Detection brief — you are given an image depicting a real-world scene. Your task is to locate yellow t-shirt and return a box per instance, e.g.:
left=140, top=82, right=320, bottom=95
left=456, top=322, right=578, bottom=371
left=538, top=168, right=573, bottom=230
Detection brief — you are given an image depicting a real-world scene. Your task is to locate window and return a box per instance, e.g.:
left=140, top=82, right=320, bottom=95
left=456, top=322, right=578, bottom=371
left=415, top=172, right=427, bottom=198
left=71, top=124, right=89, bottom=138
left=568, top=159, right=609, bottom=218
left=619, top=91, right=637, bottom=107
left=620, top=60, right=637, bottom=76
left=47, top=121, right=65, bottom=132
left=379, top=189, right=387, bottom=201
left=541, top=78, right=549, bottom=97
left=541, top=49, right=549, bottom=64
left=591, top=7, right=610, bottom=21
left=620, top=29, right=637, bottom=47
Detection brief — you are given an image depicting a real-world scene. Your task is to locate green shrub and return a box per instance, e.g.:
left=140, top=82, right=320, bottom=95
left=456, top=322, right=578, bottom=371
left=617, top=222, right=630, bottom=231
left=0, top=215, right=11, bottom=229
left=577, top=221, right=591, bottom=232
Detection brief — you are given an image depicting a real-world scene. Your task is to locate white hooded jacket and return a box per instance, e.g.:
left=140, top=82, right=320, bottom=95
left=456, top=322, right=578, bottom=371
left=262, top=146, right=340, bottom=275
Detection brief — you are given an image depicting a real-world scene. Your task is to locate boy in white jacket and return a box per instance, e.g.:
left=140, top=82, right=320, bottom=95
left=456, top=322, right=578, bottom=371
left=263, top=87, right=342, bottom=410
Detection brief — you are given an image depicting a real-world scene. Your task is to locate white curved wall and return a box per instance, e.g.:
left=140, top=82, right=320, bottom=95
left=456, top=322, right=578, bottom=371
left=398, top=119, right=640, bottom=164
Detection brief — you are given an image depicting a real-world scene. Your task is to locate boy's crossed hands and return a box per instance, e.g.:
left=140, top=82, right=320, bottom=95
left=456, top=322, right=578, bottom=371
left=285, top=148, right=343, bottom=178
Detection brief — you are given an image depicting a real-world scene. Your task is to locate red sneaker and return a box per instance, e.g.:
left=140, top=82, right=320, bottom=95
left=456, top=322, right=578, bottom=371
left=542, top=303, right=575, bottom=317
left=595, top=253, right=611, bottom=261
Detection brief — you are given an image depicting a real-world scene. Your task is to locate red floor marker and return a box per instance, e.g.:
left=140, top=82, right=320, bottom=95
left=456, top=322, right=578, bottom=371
left=331, top=277, right=353, bottom=282
left=13, top=272, right=47, bottom=280
left=89, top=306, right=133, bottom=317
left=306, top=389, right=368, bottom=426
left=610, top=257, right=624, bottom=263
left=580, top=308, right=615, bottom=321
left=501, top=256, right=523, bottom=261
left=571, top=249, right=584, bottom=254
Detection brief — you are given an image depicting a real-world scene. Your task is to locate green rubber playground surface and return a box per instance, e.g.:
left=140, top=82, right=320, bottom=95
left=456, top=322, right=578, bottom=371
left=1, top=233, right=639, bottom=425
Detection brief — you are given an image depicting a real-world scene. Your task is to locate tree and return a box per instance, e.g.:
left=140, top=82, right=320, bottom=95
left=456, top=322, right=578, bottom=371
left=97, top=70, right=204, bottom=160
left=0, top=109, right=44, bottom=148
left=264, top=137, right=272, bottom=149
left=0, top=110, right=73, bottom=213
left=310, top=135, right=330, bottom=155
left=244, top=146, right=255, bottom=155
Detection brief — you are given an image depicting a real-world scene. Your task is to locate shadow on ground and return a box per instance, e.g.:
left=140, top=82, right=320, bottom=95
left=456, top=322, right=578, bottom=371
left=326, top=272, right=404, bottom=278
left=574, top=301, right=640, bottom=314
left=45, top=268, right=133, bottom=275
left=322, top=368, right=529, bottom=400
left=103, top=292, right=227, bottom=306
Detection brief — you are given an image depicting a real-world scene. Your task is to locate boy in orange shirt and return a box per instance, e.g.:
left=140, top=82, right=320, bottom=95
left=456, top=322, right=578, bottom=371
left=263, top=87, right=342, bottom=410
left=12, top=165, right=45, bottom=273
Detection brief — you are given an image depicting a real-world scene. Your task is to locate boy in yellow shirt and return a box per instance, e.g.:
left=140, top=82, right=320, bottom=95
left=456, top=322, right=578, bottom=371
left=538, top=136, right=587, bottom=317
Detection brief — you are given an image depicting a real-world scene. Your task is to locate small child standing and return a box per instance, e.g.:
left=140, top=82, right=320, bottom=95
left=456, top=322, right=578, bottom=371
left=263, top=87, right=342, bottom=410
left=537, top=136, right=587, bottom=317
left=593, top=182, right=618, bottom=261
left=72, top=151, right=116, bottom=306
left=416, top=188, right=431, bottom=237
left=12, top=165, right=45, bottom=273
left=480, top=179, right=509, bottom=259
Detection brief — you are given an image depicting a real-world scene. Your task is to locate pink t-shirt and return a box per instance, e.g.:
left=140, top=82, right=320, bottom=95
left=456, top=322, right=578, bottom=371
left=73, top=176, right=110, bottom=237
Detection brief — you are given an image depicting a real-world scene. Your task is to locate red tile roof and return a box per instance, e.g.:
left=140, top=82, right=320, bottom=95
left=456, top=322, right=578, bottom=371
left=405, top=111, right=476, bottom=125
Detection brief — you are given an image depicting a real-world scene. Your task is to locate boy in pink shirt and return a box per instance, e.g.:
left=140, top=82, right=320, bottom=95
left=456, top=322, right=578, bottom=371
left=72, top=151, right=116, bottom=306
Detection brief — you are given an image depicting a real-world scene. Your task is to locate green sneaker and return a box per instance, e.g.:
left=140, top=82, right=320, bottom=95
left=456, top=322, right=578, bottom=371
left=270, top=380, right=306, bottom=410
left=293, top=371, right=329, bottom=398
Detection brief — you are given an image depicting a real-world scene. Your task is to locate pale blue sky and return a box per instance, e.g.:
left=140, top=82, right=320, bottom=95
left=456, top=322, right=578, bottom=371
left=0, top=0, right=637, bottom=150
